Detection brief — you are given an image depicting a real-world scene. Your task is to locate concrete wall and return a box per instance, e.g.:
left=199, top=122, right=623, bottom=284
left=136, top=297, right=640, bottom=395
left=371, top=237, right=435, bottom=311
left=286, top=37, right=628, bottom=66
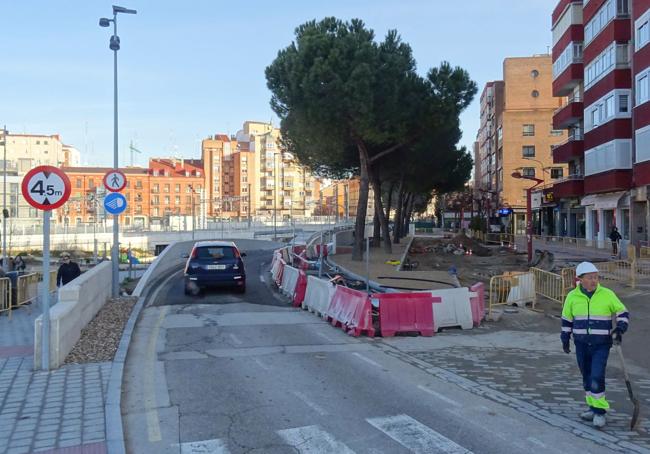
left=34, top=261, right=112, bottom=370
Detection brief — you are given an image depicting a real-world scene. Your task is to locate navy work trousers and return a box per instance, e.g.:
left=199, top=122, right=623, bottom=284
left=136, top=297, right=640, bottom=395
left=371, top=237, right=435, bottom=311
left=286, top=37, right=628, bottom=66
left=575, top=341, right=611, bottom=414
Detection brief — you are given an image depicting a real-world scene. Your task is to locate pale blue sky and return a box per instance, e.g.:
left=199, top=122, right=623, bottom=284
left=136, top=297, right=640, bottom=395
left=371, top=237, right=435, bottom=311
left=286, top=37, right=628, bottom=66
left=2, top=0, right=553, bottom=167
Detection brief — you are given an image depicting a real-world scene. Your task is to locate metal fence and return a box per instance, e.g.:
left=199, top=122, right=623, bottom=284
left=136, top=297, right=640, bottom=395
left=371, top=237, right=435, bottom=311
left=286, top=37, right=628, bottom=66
left=530, top=267, right=566, bottom=304
left=598, top=260, right=636, bottom=288
left=488, top=271, right=536, bottom=317
left=0, top=278, right=12, bottom=318
left=15, top=273, right=40, bottom=307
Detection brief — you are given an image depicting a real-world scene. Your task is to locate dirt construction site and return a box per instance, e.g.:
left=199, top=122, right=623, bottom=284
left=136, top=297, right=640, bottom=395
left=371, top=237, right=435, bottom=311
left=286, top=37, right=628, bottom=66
left=405, top=234, right=566, bottom=287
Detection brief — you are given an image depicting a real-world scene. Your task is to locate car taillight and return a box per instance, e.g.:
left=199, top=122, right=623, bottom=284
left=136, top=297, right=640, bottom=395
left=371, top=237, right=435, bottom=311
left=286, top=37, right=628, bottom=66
left=233, top=248, right=241, bottom=258
left=191, top=248, right=198, bottom=259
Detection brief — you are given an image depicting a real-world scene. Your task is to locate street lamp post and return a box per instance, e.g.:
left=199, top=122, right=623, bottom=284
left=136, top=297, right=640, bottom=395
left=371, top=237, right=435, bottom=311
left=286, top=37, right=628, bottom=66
left=1, top=125, right=7, bottom=273
left=511, top=171, right=544, bottom=263
left=100, top=5, right=137, bottom=297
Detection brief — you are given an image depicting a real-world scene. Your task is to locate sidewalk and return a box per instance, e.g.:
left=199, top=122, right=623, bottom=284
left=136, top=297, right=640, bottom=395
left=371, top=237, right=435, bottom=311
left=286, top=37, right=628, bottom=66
left=516, top=236, right=619, bottom=264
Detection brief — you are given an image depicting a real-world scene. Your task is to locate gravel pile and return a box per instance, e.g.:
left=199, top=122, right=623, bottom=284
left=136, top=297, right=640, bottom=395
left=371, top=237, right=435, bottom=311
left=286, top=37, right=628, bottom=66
left=64, top=296, right=138, bottom=365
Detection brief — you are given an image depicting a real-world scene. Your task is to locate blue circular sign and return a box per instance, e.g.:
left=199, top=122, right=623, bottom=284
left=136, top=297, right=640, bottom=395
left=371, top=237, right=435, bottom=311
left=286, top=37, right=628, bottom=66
left=103, top=192, right=127, bottom=215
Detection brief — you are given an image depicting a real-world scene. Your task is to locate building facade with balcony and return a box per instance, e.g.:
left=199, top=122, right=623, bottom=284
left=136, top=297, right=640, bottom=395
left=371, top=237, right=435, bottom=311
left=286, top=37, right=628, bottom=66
left=552, top=0, right=650, bottom=246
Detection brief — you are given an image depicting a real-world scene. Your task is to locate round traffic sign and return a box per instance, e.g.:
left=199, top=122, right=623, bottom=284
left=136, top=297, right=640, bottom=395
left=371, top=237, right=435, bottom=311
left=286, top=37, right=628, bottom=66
left=103, top=170, right=127, bottom=192
left=103, top=192, right=128, bottom=215
left=21, top=166, right=71, bottom=211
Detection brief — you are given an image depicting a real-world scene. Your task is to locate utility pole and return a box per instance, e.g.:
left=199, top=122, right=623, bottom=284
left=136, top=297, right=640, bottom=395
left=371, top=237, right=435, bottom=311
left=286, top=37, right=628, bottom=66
left=1, top=126, right=6, bottom=273
left=247, top=183, right=252, bottom=229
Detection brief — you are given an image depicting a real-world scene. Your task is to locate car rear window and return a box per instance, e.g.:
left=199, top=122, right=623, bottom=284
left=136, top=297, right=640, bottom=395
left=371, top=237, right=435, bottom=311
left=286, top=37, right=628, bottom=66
left=195, top=246, right=236, bottom=259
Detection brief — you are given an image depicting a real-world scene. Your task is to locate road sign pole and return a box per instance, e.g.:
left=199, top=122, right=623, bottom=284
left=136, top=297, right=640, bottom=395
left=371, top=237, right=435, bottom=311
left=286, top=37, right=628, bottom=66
left=42, top=209, right=51, bottom=371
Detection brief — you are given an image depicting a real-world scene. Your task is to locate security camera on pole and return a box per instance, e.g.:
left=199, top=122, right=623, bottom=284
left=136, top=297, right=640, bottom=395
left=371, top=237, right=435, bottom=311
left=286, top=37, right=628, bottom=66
left=21, top=166, right=71, bottom=371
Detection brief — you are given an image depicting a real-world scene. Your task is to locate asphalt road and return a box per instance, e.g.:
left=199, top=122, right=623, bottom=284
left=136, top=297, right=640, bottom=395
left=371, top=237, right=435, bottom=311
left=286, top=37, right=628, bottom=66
left=121, top=242, right=617, bottom=454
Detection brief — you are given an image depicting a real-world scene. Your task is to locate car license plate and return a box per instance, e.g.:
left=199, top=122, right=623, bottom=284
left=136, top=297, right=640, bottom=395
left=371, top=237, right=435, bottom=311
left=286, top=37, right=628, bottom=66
left=207, top=264, right=227, bottom=270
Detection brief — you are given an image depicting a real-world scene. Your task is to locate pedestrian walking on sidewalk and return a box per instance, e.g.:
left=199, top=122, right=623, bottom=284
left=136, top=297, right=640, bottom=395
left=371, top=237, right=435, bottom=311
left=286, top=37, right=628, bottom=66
left=609, top=226, right=622, bottom=257
left=56, top=252, right=81, bottom=287
left=561, top=261, right=630, bottom=429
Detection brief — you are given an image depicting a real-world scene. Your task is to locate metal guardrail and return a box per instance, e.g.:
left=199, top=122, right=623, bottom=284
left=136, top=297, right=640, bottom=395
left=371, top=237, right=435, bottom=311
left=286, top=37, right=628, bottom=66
left=0, top=278, right=12, bottom=318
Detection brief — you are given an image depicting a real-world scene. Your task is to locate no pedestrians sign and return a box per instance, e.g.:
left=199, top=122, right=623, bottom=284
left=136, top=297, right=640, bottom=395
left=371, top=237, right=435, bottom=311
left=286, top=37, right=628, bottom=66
left=103, top=170, right=127, bottom=192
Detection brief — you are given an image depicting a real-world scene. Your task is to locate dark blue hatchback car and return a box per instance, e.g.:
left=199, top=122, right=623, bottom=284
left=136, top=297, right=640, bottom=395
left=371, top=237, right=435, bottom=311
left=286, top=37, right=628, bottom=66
left=183, top=241, right=246, bottom=295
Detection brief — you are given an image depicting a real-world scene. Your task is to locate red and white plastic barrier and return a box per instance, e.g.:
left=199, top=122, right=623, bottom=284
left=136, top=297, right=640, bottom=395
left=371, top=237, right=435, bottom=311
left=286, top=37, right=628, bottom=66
left=302, top=276, right=336, bottom=316
left=469, top=282, right=485, bottom=327
left=292, top=270, right=308, bottom=308
left=326, top=286, right=375, bottom=337
left=375, top=293, right=441, bottom=337
left=280, top=265, right=299, bottom=297
left=428, top=287, right=474, bottom=331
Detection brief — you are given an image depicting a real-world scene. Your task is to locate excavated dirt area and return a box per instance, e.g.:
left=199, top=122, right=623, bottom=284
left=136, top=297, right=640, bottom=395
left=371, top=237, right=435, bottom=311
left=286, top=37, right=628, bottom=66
left=406, top=235, right=530, bottom=286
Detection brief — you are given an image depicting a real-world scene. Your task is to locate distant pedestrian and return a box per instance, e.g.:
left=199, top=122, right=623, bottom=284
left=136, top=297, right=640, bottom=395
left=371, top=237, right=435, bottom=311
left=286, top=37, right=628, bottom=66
left=14, top=255, right=26, bottom=272
left=56, top=252, right=81, bottom=287
left=561, top=262, right=630, bottom=428
left=609, top=226, right=622, bottom=257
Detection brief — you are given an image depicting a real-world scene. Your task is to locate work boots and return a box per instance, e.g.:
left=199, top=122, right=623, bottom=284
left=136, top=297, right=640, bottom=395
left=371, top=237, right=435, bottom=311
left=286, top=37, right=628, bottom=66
left=593, top=414, right=607, bottom=428
left=579, top=410, right=594, bottom=421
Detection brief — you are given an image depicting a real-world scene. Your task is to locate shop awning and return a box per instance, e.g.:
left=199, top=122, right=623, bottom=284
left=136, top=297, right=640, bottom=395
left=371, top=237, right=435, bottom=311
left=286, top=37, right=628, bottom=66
left=580, top=192, right=626, bottom=209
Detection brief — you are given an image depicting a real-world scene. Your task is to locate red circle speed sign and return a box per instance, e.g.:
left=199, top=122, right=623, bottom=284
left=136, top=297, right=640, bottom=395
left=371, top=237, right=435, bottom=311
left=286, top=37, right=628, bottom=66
left=21, top=166, right=72, bottom=211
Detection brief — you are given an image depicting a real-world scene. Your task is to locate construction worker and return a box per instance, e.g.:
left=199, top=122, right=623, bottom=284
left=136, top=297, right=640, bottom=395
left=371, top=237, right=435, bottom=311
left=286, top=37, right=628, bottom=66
left=561, top=261, right=630, bottom=428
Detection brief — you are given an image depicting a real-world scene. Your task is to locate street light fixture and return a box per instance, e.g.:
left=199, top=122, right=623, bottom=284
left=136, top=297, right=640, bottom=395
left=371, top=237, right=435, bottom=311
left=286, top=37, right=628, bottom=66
left=511, top=171, right=544, bottom=263
left=99, top=5, right=137, bottom=298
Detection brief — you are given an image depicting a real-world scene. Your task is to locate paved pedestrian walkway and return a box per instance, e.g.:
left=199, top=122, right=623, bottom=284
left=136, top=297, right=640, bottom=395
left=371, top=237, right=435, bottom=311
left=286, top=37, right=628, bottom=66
left=0, top=303, right=113, bottom=453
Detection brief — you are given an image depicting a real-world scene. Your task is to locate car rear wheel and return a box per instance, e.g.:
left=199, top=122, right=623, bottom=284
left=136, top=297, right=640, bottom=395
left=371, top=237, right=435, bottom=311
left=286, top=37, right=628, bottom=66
left=237, top=285, right=246, bottom=294
left=185, top=282, right=200, bottom=296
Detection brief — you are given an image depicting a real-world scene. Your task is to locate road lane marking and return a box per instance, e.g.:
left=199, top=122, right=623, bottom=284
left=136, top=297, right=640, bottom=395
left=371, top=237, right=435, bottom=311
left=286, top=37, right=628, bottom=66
left=366, top=414, right=472, bottom=453
left=176, top=438, right=230, bottom=453
left=315, top=331, right=337, bottom=342
left=228, top=333, right=243, bottom=346
left=144, top=270, right=177, bottom=442
left=417, top=385, right=462, bottom=407
left=351, top=352, right=382, bottom=368
left=526, top=437, right=547, bottom=448
left=277, top=425, right=356, bottom=453
left=292, top=390, right=328, bottom=416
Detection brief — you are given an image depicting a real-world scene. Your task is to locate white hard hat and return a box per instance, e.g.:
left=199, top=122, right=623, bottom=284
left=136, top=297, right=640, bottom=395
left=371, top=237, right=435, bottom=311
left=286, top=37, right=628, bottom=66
left=576, top=262, right=599, bottom=277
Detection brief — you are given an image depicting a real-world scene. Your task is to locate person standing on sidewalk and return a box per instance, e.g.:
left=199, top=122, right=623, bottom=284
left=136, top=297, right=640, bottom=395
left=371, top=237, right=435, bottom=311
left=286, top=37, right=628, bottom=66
left=561, top=261, right=630, bottom=428
left=56, top=252, right=81, bottom=287
left=609, top=226, right=622, bottom=257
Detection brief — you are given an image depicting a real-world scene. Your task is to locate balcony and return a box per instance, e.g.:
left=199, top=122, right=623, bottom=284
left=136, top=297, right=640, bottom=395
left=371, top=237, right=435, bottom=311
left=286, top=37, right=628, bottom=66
left=553, top=95, right=583, bottom=129
left=584, top=169, right=633, bottom=193
left=552, top=131, right=584, bottom=163
left=553, top=62, right=583, bottom=97
left=552, top=175, right=584, bottom=199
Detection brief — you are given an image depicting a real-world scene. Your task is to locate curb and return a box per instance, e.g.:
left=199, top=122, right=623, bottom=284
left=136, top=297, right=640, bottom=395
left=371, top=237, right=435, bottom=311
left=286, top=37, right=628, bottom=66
left=104, top=241, right=182, bottom=454
left=105, top=295, right=145, bottom=454
left=397, top=236, right=415, bottom=272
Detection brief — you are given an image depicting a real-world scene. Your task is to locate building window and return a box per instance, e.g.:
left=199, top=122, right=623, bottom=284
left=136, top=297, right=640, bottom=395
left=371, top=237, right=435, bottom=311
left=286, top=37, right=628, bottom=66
left=175, top=184, right=181, bottom=193
left=76, top=178, right=82, bottom=189
left=164, top=184, right=170, bottom=193
left=152, top=183, right=159, bottom=193
left=522, top=167, right=536, bottom=178
left=164, top=196, right=170, bottom=205
left=531, top=90, right=539, bottom=98
left=585, top=0, right=628, bottom=45
left=551, top=168, right=564, bottom=179
left=175, top=196, right=181, bottom=205
left=620, top=94, right=629, bottom=112
left=550, top=128, right=564, bottom=136
left=135, top=193, right=143, bottom=202
left=638, top=19, right=650, bottom=50
left=186, top=196, right=192, bottom=204
left=88, top=178, right=94, bottom=188
left=153, top=208, right=159, bottom=216
left=637, top=72, right=650, bottom=105
left=136, top=179, right=143, bottom=189
left=522, top=146, right=535, bottom=157
left=136, top=205, right=142, bottom=214
left=522, top=124, right=535, bottom=136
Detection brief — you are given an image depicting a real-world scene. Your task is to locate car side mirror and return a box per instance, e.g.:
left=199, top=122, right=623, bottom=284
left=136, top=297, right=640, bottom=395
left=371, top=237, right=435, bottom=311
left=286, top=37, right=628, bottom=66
left=181, top=253, right=189, bottom=259
left=241, top=252, right=247, bottom=257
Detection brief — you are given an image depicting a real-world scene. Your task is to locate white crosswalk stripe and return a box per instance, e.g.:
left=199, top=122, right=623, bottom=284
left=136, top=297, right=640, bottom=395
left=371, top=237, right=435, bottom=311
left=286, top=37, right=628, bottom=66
left=277, top=425, right=357, bottom=453
left=367, top=414, right=473, bottom=454
left=177, top=438, right=231, bottom=454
